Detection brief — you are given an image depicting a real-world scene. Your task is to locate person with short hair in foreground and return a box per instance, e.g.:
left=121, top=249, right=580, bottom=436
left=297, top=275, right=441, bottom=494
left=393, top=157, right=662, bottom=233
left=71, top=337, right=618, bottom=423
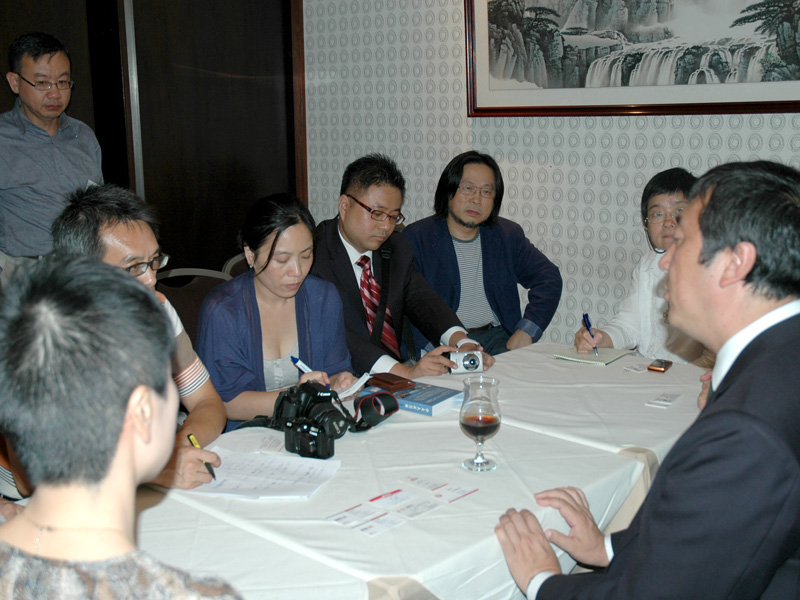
left=496, top=161, right=800, bottom=600
left=0, top=255, right=242, bottom=598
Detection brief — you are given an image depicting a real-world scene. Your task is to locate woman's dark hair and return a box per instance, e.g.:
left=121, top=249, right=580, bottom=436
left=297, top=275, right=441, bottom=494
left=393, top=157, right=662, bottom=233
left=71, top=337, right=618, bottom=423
left=239, top=193, right=315, bottom=273
left=641, top=168, right=697, bottom=251
left=433, top=151, right=504, bottom=226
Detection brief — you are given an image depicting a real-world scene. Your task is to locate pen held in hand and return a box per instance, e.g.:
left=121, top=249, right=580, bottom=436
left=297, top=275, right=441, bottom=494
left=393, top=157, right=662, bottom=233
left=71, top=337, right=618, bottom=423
left=291, top=356, right=331, bottom=389
left=290, top=355, right=312, bottom=374
left=582, top=313, right=600, bottom=357
left=187, top=433, right=216, bottom=480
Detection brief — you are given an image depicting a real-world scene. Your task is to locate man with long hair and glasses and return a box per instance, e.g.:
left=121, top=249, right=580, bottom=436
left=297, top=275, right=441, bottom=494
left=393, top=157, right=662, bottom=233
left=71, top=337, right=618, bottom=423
left=405, top=151, right=562, bottom=355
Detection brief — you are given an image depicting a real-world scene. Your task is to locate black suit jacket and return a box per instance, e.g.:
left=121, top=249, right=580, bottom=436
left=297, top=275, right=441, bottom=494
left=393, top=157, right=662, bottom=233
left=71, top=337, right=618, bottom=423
left=541, top=313, right=800, bottom=600
left=312, top=218, right=463, bottom=375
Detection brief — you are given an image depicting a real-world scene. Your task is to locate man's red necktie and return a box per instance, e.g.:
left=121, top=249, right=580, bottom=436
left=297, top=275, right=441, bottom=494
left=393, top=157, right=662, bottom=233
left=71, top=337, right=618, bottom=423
left=357, top=255, right=401, bottom=359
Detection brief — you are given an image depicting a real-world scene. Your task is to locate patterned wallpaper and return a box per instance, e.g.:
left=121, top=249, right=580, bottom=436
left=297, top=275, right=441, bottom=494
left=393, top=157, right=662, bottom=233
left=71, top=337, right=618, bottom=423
left=302, top=0, right=800, bottom=345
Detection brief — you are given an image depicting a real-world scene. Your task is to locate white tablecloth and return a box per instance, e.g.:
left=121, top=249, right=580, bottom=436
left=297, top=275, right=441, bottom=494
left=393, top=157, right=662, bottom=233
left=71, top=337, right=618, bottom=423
left=417, top=342, right=703, bottom=462
left=137, top=486, right=366, bottom=599
left=136, top=342, right=702, bottom=599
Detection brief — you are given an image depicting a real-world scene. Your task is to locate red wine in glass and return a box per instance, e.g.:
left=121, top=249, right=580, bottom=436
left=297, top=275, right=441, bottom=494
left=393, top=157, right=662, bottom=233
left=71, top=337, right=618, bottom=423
left=459, top=376, right=501, bottom=471
left=460, top=414, right=500, bottom=442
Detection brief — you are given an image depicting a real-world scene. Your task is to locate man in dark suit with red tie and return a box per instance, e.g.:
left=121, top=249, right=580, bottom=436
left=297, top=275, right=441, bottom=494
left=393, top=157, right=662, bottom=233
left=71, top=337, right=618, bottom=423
left=312, top=154, right=494, bottom=377
left=496, top=160, right=800, bottom=600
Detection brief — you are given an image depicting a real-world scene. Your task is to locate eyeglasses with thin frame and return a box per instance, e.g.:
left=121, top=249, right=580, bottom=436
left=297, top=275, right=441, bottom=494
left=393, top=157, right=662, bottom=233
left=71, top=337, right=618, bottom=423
left=346, top=194, right=405, bottom=225
left=646, top=206, right=686, bottom=225
left=125, top=254, right=170, bottom=278
left=16, top=73, right=74, bottom=91
left=457, top=183, right=496, bottom=199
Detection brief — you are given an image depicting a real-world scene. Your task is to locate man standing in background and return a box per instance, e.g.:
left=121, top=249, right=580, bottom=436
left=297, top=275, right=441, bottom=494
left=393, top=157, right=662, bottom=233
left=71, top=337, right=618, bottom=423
left=0, top=32, right=102, bottom=283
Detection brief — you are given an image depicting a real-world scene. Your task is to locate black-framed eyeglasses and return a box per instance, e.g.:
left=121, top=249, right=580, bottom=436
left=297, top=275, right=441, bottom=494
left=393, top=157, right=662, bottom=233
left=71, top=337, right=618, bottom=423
left=125, top=254, right=170, bottom=277
left=645, top=206, right=686, bottom=225
left=346, top=194, right=405, bottom=225
left=16, top=73, right=74, bottom=91
left=457, top=183, right=496, bottom=199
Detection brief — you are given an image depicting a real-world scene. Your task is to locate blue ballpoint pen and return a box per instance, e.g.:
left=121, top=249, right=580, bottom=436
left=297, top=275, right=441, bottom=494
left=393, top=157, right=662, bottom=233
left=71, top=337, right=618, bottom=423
left=291, top=356, right=331, bottom=388
left=290, top=356, right=313, bottom=374
left=582, top=313, right=600, bottom=357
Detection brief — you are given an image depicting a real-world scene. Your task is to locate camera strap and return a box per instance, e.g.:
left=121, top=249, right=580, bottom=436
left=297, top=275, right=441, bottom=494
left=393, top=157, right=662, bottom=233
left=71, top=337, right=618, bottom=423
left=234, top=387, right=399, bottom=435
left=234, top=415, right=284, bottom=431
left=348, top=392, right=399, bottom=431
left=234, top=388, right=313, bottom=433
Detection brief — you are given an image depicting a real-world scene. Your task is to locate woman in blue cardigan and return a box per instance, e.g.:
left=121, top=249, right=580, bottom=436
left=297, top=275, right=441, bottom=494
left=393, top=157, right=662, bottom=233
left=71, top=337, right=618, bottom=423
left=197, top=194, right=356, bottom=431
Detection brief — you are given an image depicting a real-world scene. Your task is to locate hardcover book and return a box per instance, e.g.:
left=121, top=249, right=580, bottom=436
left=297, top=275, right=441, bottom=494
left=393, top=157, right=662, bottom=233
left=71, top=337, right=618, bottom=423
left=361, top=383, right=463, bottom=417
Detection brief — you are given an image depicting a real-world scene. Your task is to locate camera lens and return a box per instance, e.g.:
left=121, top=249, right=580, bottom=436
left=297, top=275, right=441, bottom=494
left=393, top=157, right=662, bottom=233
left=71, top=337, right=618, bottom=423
left=462, top=353, right=480, bottom=371
left=307, top=402, right=348, bottom=438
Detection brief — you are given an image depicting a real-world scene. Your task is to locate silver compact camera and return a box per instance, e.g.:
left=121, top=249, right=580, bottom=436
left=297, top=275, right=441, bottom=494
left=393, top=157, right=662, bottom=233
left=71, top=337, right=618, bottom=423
left=446, top=350, right=483, bottom=374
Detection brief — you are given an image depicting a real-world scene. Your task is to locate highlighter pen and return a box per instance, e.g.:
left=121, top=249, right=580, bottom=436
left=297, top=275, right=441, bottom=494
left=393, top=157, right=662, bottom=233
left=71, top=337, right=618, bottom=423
left=187, top=433, right=216, bottom=480
left=582, top=313, right=600, bottom=357
left=291, top=356, right=331, bottom=389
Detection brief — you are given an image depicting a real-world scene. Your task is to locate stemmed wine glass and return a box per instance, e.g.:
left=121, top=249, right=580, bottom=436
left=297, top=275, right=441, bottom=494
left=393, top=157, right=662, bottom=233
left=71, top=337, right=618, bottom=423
left=459, top=376, right=501, bottom=471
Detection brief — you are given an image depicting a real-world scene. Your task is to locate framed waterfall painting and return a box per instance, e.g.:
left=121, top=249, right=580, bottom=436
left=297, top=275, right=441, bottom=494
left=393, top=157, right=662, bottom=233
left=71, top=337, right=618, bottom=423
left=466, top=0, right=800, bottom=116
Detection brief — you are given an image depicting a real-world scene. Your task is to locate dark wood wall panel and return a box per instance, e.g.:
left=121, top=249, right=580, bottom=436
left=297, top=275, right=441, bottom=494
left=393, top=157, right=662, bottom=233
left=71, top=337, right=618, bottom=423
left=133, top=0, right=294, bottom=269
left=85, top=0, right=132, bottom=188
left=3, top=0, right=295, bottom=271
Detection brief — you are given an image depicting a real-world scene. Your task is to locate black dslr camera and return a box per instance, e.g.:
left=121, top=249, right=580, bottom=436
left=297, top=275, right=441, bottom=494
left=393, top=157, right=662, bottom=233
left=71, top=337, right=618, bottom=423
left=284, top=418, right=335, bottom=459
left=273, top=381, right=348, bottom=458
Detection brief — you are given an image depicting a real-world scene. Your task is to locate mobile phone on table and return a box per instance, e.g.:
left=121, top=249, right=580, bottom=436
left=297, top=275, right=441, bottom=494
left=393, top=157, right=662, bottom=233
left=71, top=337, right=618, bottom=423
left=647, top=359, right=673, bottom=373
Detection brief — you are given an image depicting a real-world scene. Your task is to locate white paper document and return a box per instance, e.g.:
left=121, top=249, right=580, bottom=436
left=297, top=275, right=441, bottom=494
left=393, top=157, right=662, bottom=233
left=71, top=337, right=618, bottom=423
left=553, top=347, right=635, bottom=365
left=326, top=479, right=481, bottom=535
left=645, top=392, right=682, bottom=409
left=338, top=372, right=371, bottom=399
left=188, top=446, right=340, bottom=499
left=327, top=503, right=384, bottom=526
left=213, top=428, right=286, bottom=453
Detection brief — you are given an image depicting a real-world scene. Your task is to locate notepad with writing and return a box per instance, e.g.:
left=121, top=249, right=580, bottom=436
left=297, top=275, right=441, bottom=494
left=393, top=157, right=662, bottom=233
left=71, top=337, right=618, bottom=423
left=553, top=347, right=635, bottom=366
left=184, top=447, right=340, bottom=499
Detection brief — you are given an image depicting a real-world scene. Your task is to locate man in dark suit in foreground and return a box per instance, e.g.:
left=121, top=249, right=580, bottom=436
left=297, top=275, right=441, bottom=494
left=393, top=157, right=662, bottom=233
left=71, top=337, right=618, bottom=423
left=312, top=153, right=493, bottom=377
left=496, top=161, right=800, bottom=599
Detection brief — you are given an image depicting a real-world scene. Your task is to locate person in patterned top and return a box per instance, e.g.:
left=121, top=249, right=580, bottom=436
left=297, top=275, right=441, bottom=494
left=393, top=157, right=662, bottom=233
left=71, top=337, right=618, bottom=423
left=0, top=254, right=242, bottom=599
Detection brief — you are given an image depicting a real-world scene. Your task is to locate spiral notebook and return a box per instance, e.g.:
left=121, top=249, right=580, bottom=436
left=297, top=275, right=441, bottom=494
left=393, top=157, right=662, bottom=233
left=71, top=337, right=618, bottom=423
left=553, top=347, right=635, bottom=366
